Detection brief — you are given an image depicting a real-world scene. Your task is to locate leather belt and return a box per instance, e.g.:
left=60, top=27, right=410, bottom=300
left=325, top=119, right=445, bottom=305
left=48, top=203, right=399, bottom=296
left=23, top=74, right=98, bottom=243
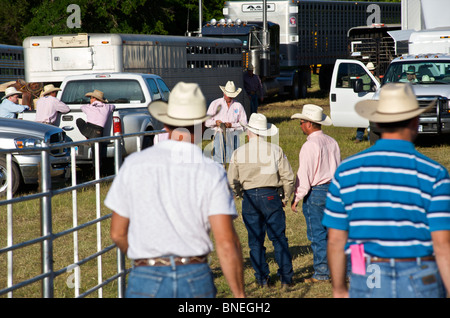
left=134, top=255, right=208, bottom=267
left=368, top=256, right=435, bottom=263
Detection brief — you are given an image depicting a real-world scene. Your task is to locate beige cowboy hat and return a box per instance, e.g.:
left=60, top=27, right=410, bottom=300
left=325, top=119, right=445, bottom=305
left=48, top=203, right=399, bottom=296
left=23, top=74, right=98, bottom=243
left=246, top=113, right=278, bottom=136
left=366, top=62, right=375, bottom=71
left=42, top=84, right=61, bottom=96
left=85, top=89, right=107, bottom=102
left=355, top=83, right=435, bottom=123
left=291, top=104, right=332, bottom=126
left=2, top=87, right=22, bottom=100
left=219, top=81, right=242, bottom=98
left=149, top=82, right=215, bottom=126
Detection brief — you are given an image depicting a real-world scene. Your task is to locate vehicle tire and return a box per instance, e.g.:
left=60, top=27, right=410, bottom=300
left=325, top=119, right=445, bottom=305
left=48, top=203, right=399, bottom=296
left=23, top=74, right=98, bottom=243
left=290, top=74, right=300, bottom=99
left=142, top=127, right=155, bottom=149
left=0, top=157, right=21, bottom=196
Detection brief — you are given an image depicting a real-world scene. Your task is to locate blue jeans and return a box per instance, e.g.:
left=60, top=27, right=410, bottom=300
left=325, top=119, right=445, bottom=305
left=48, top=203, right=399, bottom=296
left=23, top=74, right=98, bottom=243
left=349, top=259, right=446, bottom=298
left=125, top=261, right=216, bottom=298
left=249, top=94, right=259, bottom=115
left=242, top=188, right=293, bottom=284
left=213, top=130, right=241, bottom=163
left=302, top=183, right=330, bottom=280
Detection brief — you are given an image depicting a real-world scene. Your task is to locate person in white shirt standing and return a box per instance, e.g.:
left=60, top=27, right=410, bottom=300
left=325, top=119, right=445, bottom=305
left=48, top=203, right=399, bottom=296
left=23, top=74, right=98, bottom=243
left=106, top=82, right=245, bottom=298
left=35, top=84, right=70, bottom=125
left=205, top=81, right=247, bottom=164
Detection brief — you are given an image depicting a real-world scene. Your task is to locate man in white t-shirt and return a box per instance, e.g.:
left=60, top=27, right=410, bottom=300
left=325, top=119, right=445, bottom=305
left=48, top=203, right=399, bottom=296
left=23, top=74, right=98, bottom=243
left=106, top=82, right=245, bottom=298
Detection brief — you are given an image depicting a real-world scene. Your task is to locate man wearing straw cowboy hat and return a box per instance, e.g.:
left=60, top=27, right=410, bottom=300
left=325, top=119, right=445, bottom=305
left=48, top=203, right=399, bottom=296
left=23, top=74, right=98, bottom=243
left=107, top=82, right=245, bottom=298
left=0, top=87, right=29, bottom=118
left=228, top=113, right=295, bottom=288
left=35, top=84, right=70, bottom=125
left=76, top=89, right=115, bottom=140
left=290, top=104, right=341, bottom=283
left=323, top=83, right=450, bottom=298
left=205, top=80, right=247, bottom=164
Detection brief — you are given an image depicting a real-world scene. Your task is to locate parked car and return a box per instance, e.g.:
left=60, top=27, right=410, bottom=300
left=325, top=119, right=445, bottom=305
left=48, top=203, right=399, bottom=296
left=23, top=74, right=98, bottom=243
left=0, top=118, right=70, bottom=196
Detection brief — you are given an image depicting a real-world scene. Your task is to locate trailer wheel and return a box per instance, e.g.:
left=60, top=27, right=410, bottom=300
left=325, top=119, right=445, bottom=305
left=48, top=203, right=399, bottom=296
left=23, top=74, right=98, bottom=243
left=0, top=158, right=21, bottom=197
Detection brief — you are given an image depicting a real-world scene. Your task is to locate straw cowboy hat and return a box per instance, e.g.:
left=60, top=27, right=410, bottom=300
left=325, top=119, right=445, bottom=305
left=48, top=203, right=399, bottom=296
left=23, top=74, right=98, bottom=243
left=366, top=62, right=375, bottom=71
left=42, top=84, right=61, bottom=96
left=355, top=82, right=435, bottom=123
left=85, top=89, right=107, bottom=103
left=246, top=113, right=278, bottom=136
left=2, top=87, right=22, bottom=100
left=219, top=81, right=242, bottom=98
left=149, top=82, right=216, bottom=126
left=290, top=104, right=332, bottom=126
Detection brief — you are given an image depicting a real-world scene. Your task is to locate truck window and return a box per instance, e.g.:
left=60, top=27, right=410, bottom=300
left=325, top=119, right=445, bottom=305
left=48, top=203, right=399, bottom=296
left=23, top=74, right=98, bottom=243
left=146, top=78, right=161, bottom=101
left=61, top=79, right=145, bottom=104
left=336, top=63, right=375, bottom=91
left=156, top=79, right=170, bottom=101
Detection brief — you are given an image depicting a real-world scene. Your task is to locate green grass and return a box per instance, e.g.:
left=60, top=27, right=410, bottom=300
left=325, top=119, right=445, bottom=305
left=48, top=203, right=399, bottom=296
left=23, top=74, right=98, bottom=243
left=2, top=74, right=450, bottom=298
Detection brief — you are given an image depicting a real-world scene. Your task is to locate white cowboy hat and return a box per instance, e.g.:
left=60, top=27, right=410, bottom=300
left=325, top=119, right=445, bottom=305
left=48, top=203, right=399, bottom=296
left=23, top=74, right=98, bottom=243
left=85, top=89, right=107, bottom=103
left=291, top=104, right=332, bottom=126
left=42, top=84, right=61, bottom=96
left=246, top=113, right=278, bottom=136
left=355, top=82, right=435, bottom=123
left=149, top=82, right=214, bottom=126
left=219, top=81, right=242, bottom=98
left=2, top=87, right=22, bottom=100
left=366, top=62, right=375, bottom=71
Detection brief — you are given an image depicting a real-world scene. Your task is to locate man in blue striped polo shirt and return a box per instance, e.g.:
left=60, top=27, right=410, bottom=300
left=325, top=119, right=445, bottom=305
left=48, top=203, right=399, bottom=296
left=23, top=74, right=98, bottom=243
left=323, top=83, right=450, bottom=298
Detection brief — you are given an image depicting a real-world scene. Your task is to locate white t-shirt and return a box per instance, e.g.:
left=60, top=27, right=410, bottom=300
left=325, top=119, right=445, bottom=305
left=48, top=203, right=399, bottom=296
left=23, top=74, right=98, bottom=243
left=104, top=140, right=237, bottom=259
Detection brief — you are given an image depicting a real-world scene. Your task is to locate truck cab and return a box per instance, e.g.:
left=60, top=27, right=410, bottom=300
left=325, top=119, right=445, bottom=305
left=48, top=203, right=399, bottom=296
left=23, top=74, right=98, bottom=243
left=330, top=54, right=450, bottom=141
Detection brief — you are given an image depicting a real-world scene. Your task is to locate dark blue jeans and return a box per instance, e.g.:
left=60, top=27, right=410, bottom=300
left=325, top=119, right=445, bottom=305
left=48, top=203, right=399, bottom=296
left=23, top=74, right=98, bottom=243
left=242, top=187, right=294, bottom=284
left=302, top=183, right=330, bottom=280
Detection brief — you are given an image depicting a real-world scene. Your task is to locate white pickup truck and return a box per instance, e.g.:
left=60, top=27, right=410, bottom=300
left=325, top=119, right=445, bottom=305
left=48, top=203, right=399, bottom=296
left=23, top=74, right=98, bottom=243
left=330, top=54, right=450, bottom=142
left=19, top=72, right=169, bottom=163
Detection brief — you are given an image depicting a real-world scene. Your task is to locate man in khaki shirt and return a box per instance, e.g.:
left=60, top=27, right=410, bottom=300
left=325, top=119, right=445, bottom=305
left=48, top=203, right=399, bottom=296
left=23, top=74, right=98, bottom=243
left=228, top=113, right=295, bottom=288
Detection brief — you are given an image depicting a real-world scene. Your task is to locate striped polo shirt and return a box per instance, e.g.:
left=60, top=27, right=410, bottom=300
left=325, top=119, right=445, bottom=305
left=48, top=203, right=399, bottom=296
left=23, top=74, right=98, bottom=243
left=322, top=139, right=450, bottom=258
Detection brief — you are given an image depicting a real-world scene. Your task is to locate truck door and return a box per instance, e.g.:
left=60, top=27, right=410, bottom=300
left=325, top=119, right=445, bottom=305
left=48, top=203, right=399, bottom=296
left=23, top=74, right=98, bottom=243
left=329, top=59, right=381, bottom=128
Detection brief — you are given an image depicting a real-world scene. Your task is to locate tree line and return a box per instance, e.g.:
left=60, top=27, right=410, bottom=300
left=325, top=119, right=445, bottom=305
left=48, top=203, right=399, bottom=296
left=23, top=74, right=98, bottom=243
left=0, top=0, right=400, bottom=46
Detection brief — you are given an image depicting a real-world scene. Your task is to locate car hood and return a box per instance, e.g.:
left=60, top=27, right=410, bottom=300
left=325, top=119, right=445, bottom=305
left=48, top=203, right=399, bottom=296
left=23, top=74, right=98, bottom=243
left=0, top=118, right=63, bottom=139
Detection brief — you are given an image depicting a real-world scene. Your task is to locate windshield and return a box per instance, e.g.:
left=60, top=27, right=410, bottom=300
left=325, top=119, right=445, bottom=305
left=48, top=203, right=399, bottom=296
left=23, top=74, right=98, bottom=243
left=61, top=79, right=145, bottom=104
left=384, top=60, right=450, bottom=84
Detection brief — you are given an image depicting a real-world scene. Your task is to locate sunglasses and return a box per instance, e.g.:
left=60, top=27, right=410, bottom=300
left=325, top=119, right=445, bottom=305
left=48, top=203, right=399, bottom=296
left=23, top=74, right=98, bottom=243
left=300, top=120, right=309, bottom=125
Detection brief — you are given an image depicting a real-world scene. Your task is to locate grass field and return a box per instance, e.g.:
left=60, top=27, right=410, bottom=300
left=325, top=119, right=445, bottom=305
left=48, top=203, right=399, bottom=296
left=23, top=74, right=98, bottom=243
left=2, top=74, right=450, bottom=298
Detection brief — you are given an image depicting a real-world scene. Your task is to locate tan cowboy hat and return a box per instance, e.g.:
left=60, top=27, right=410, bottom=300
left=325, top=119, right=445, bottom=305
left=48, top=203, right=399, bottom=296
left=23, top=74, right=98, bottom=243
left=42, top=84, right=61, bottom=96
left=355, top=82, right=435, bottom=123
left=246, top=113, right=278, bottom=136
left=85, top=89, right=107, bottom=102
left=2, top=87, right=22, bottom=100
left=291, top=104, right=332, bottom=126
left=148, top=82, right=214, bottom=126
left=219, top=81, right=242, bottom=98
left=366, top=62, right=375, bottom=71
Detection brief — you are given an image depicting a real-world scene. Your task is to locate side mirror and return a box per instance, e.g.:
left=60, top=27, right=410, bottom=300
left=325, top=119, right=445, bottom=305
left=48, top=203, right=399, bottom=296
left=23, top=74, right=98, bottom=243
left=353, top=78, right=363, bottom=93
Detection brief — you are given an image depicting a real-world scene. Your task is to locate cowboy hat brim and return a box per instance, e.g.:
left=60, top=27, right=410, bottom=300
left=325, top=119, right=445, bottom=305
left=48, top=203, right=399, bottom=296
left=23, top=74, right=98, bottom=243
left=246, top=123, right=278, bottom=136
left=355, top=99, right=436, bottom=123
left=290, top=113, right=332, bottom=126
left=149, top=100, right=216, bottom=126
left=2, top=91, right=22, bottom=100
left=85, top=92, right=106, bottom=103
left=220, top=86, right=242, bottom=98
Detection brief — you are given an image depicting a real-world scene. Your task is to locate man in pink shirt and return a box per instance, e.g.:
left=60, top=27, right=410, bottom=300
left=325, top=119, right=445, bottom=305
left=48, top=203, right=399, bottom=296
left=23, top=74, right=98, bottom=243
left=205, top=81, right=247, bottom=164
left=35, top=84, right=70, bottom=125
left=290, top=104, right=340, bottom=283
left=76, top=89, right=115, bottom=139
